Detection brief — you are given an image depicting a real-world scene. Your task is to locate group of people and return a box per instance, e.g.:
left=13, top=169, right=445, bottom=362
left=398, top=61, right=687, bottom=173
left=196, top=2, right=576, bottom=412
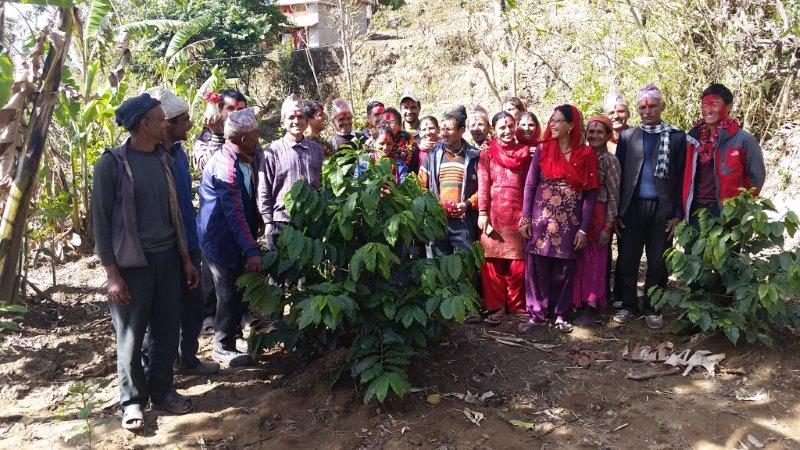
left=92, top=81, right=765, bottom=430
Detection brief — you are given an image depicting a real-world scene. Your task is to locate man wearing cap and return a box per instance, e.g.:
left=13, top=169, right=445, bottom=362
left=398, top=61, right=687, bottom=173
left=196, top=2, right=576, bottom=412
left=92, top=93, right=199, bottom=430
left=258, top=94, right=325, bottom=251
left=197, top=107, right=263, bottom=367
left=193, top=89, right=247, bottom=171
left=328, top=98, right=355, bottom=152
left=468, top=105, right=491, bottom=148
left=418, top=106, right=480, bottom=253
left=400, top=90, right=421, bottom=143
left=145, top=87, right=219, bottom=376
left=303, top=100, right=334, bottom=155
left=357, top=100, right=385, bottom=143
left=613, top=83, right=686, bottom=330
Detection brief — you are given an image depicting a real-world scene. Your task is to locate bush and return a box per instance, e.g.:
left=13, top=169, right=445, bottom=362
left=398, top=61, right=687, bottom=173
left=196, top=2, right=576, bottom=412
left=650, top=190, right=800, bottom=345
left=238, top=143, right=483, bottom=403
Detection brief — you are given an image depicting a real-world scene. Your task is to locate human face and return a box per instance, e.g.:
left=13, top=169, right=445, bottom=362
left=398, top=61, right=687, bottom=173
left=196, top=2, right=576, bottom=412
left=419, top=119, right=439, bottom=143
left=239, top=128, right=261, bottom=155
left=284, top=111, right=308, bottom=139
left=368, top=105, right=384, bottom=127
left=400, top=99, right=420, bottom=126
left=333, top=112, right=353, bottom=135
left=469, top=117, right=489, bottom=144
left=309, top=107, right=327, bottom=133
left=548, top=110, right=571, bottom=140
left=220, top=96, right=246, bottom=122
left=494, top=116, right=516, bottom=144
left=605, top=104, right=630, bottom=131
left=503, top=102, right=522, bottom=121
left=374, top=132, right=394, bottom=158
left=380, top=113, right=401, bottom=136
left=142, top=106, right=169, bottom=143
left=168, top=112, right=192, bottom=142
left=701, top=95, right=732, bottom=126
left=518, top=115, right=538, bottom=139
left=440, top=118, right=464, bottom=148
left=637, top=97, right=664, bottom=126
left=586, top=121, right=611, bottom=150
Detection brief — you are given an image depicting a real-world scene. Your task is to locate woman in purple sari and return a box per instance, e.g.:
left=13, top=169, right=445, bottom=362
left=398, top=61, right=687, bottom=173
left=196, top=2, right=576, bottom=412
left=518, top=105, right=600, bottom=333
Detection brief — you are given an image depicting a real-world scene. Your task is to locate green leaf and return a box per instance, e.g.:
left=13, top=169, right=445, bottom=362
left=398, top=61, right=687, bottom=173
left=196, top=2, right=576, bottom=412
left=757, top=283, right=769, bottom=300
left=374, top=373, right=392, bottom=403
left=383, top=301, right=396, bottom=319
left=86, top=0, right=112, bottom=39
left=439, top=298, right=454, bottom=320
left=446, top=254, right=462, bottom=280
left=165, top=15, right=214, bottom=61
left=724, top=325, right=740, bottom=344
left=0, top=55, right=14, bottom=108
left=297, top=304, right=319, bottom=329
left=13, top=0, right=73, bottom=7
left=117, top=19, right=185, bottom=38
left=385, top=371, right=410, bottom=398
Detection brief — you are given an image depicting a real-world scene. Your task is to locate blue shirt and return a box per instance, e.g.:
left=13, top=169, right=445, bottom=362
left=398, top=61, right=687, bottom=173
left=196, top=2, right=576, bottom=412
left=170, top=142, right=199, bottom=251
left=635, top=132, right=660, bottom=199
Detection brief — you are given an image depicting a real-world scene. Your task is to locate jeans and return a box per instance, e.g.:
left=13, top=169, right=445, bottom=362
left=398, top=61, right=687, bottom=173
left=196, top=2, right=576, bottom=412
left=110, top=247, right=181, bottom=408
left=433, top=219, right=473, bottom=254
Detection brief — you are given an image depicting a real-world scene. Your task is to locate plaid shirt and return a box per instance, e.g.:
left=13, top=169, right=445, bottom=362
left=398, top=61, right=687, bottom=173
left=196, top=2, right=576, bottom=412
left=257, top=135, right=325, bottom=224
left=597, top=150, right=621, bottom=223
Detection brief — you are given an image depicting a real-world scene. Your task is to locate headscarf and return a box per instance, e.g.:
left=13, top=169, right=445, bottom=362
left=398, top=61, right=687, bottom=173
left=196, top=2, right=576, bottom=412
left=586, top=115, right=614, bottom=134
left=224, top=107, right=258, bottom=139
left=538, top=105, right=600, bottom=191
left=145, top=87, right=189, bottom=120
left=487, top=137, right=531, bottom=171
left=281, top=93, right=303, bottom=120
left=115, top=93, right=161, bottom=131
left=515, top=112, right=541, bottom=147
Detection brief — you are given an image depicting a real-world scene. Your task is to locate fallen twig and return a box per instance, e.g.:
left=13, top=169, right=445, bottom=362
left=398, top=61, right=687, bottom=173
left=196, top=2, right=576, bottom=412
left=611, top=423, right=629, bottom=432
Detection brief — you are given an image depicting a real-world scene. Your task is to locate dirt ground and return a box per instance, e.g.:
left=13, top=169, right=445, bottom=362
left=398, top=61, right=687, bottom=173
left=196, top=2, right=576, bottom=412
left=1, top=255, right=799, bottom=450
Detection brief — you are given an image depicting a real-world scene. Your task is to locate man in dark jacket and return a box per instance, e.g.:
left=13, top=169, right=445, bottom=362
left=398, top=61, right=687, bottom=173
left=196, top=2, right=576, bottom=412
left=418, top=106, right=480, bottom=253
left=613, top=84, right=686, bottom=330
left=197, top=107, right=263, bottom=367
left=92, top=93, right=199, bottom=431
left=681, top=83, right=766, bottom=226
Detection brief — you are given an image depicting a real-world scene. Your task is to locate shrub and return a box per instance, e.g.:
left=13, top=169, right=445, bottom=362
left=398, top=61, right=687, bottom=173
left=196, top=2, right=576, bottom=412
left=650, top=190, right=800, bottom=345
left=238, top=143, right=483, bottom=403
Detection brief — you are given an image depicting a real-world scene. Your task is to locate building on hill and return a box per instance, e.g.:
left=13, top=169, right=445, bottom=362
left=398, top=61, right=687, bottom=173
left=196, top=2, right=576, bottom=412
left=276, top=0, right=377, bottom=50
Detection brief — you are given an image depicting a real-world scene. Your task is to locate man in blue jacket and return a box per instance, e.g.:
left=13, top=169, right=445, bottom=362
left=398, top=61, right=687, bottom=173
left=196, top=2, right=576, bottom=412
left=197, top=107, right=263, bottom=367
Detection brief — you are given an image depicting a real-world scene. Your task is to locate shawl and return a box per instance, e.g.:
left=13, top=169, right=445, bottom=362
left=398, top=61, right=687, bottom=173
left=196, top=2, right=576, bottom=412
left=515, top=123, right=541, bottom=147
left=697, top=116, right=739, bottom=164
left=539, top=105, right=600, bottom=191
left=487, top=138, right=531, bottom=171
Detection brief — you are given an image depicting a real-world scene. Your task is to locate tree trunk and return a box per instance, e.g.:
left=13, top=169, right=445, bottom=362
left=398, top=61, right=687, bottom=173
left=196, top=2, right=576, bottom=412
left=0, top=8, right=73, bottom=303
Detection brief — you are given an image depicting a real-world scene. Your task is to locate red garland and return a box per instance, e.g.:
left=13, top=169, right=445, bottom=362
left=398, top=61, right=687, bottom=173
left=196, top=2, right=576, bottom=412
left=698, top=117, right=736, bottom=164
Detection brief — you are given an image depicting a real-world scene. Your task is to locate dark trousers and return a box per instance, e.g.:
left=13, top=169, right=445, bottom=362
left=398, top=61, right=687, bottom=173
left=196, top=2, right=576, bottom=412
left=689, top=202, right=721, bottom=228
left=614, top=198, right=670, bottom=314
left=265, top=221, right=287, bottom=251
left=110, top=247, right=181, bottom=408
left=525, top=254, right=575, bottom=321
left=205, top=257, right=245, bottom=350
left=201, top=259, right=217, bottom=318
left=433, top=219, right=473, bottom=254
left=178, top=250, right=203, bottom=366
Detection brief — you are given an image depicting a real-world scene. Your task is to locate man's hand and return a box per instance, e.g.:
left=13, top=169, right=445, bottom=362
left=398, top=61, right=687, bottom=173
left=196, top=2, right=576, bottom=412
left=597, top=229, right=612, bottom=247
left=204, top=115, right=223, bottom=135
left=107, top=272, right=132, bottom=305
left=665, top=218, right=681, bottom=237
left=245, top=255, right=262, bottom=273
left=477, top=215, right=488, bottom=233
left=183, top=261, right=199, bottom=289
left=574, top=231, right=588, bottom=250
left=615, top=218, right=626, bottom=235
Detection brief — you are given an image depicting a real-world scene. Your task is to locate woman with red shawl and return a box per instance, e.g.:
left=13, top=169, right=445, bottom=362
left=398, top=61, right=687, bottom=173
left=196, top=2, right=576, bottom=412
left=416, top=115, right=440, bottom=171
left=519, top=105, right=600, bottom=333
left=477, top=111, right=531, bottom=325
left=516, top=111, right=541, bottom=148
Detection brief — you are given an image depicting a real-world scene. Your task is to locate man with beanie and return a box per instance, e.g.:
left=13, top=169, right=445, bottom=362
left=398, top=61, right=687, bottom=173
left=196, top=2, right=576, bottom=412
left=328, top=98, right=355, bottom=152
left=613, top=83, right=686, bottom=330
left=145, top=87, right=219, bottom=376
left=258, top=94, right=325, bottom=251
left=468, top=105, right=491, bottom=148
left=197, top=107, right=263, bottom=367
left=418, top=105, right=480, bottom=253
left=400, top=90, right=422, bottom=143
left=92, top=93, right=199, bottom=431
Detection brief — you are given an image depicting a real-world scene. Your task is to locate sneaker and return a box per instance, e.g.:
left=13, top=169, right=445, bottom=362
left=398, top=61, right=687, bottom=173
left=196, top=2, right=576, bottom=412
left=612, top=309, right=634, bottom=324
left=646, top=314, right=664, bottom=330
left=212, top=347, right=252, bottom=367
left=176, top=359, right=220, bottom=375
left=201, top=316, right=215, bottom=334
left=236, top=338, right=249, bottom=353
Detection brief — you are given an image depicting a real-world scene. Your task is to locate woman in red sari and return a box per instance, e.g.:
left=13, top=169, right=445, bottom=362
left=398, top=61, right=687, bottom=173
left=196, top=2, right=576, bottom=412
left=477, top=111, right=532, bottom=325
left=519, top=105, right=600, bottom=333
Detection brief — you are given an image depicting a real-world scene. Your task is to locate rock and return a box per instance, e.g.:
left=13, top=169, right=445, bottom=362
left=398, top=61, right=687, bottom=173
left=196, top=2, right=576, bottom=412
left=426, top=394, right=441, bottom=405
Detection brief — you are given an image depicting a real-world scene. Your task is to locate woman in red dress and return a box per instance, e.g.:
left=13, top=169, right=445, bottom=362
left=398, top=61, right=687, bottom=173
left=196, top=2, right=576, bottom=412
left=477, top=111, right=532, bottom=325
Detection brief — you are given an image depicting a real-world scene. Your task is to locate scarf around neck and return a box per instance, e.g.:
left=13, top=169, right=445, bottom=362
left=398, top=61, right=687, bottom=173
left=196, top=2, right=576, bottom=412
left=639, top=122, right=675, bottom=179
left=697, top=117, right=739, bottom=164
left=487, top=138, right=531, bottom=171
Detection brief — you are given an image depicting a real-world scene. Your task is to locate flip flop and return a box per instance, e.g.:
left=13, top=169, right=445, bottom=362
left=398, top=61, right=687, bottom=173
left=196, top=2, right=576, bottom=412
left=485, top=311, right=507, bottom=326
left=121, top=404, right=145, bottom=431
left=152, top=391, right=194, bottom=415
left=518, top=320, right=546, bottom=334
left=554, top=321, right=573, bottom=333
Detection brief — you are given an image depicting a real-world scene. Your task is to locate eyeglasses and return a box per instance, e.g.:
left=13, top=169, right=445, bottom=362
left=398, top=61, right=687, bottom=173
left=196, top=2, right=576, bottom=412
left=549, top=118, right=567, bottom=125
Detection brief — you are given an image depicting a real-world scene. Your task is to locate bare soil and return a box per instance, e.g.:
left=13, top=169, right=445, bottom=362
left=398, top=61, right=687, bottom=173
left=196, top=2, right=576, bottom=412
left=1, top=255, right=799, bottom=449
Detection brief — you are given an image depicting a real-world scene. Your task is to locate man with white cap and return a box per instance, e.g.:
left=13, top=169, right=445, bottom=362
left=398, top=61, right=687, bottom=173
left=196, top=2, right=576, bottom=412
left=197, top=107, right=263, bottom=367
left=603, top=89, right=631, bottom=152
left=400, top=90, right=422, bottom=143
left=258, top=94, right=325, bottom=251
left=328, top=98, right=355, bottom=152
left=145, top=87, right=219, bottom=376
left=613, top=83, right=686, bottom=329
